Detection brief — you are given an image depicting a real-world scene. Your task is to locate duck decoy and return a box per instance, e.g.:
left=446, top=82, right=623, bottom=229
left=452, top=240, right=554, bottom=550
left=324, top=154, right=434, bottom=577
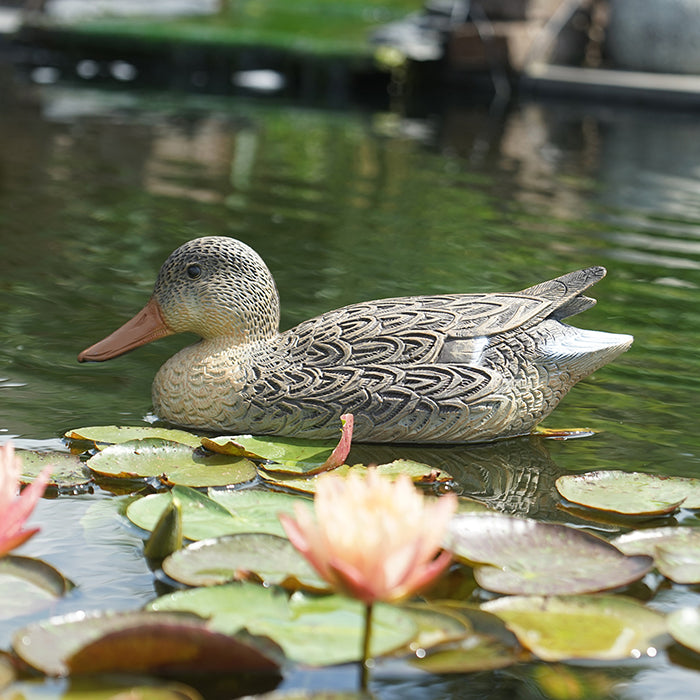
left=78, top=236, right=633, bottom=443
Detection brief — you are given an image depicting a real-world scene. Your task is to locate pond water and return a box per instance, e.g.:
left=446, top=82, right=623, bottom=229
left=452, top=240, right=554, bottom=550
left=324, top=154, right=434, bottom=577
left=2, top=60, right=700, bottom=697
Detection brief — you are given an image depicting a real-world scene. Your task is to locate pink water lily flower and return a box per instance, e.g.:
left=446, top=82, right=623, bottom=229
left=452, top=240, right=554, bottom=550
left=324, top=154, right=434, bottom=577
left=0, top=442, right=51, bottom=557
left=280, top=468, right=457, bottom=605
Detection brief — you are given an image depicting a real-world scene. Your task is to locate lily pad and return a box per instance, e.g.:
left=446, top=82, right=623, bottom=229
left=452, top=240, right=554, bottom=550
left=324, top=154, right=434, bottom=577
left=162, top=533, right=329, bottom=591
left=202, top=414, right=353, bottom=475
left=18, top=450, right=92, bottom=490
left=613, top=527, right=700, bottom=583
left=149, top=582, right=416, bottom=666
left=87, top=439, right=256, bottom=487
left=260, top=460, right=453, bottom=495
left=447, top=513, right=653, bottom=595
left=482, top=595, right=669, bottom=661
left=0, top=555, right=74, bottom=621
left=668, top=607, right=700, bottom=654
left=65, top=426, right=202, bottom=449
left=556, top=471, right=700, bottom=515
left=14, top=609, right=281, bottom=676
left=4, top=677, right=207, bottom=699
left=127, top=486, right=238, bottom=541
left=396, top=603, right=521, bottom=673
left=533, top=426, right=596, bottom=440
left=127, top=486, right=309, bottom=541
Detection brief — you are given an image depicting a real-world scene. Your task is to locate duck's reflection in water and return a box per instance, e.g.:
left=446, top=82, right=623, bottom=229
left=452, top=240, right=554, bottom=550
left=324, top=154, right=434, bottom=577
left=349, top=437, right=600, bottom=527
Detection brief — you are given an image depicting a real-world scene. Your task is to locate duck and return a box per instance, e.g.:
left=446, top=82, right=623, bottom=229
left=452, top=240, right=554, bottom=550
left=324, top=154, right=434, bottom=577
left=78, top=236, right=633, bottom=443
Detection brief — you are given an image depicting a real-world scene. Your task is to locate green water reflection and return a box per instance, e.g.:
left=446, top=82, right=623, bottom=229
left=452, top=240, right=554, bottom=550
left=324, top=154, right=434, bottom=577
left=3, top=68, right=700, bottom=698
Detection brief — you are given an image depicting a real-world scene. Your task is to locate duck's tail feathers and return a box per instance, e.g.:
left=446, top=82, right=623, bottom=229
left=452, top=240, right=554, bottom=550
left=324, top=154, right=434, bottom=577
left=521, top=266, right=607, bottom=321
left=541, top=324, right=633, bottom=380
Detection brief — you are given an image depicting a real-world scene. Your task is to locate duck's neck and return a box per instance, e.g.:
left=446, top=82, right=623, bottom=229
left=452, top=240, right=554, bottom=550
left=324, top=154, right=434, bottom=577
left=152, top=333, right=276, bottom=429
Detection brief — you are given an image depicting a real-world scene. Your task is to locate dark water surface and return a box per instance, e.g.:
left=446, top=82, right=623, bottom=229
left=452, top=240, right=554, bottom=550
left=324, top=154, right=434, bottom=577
left=2, top=64, right=700, bottom=697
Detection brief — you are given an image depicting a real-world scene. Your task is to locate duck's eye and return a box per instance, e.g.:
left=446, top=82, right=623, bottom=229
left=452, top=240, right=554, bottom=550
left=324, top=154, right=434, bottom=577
left=186, top=264, right=201, bottom=280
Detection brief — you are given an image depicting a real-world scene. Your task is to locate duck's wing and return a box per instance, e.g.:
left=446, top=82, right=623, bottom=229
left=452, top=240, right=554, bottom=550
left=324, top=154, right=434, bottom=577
left=243, top=267, right=608, bottom=441
left=281, top=266, right=607, bottom=366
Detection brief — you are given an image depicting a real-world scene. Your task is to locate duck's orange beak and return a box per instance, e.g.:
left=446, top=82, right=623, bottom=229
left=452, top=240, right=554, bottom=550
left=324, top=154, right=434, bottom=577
left=78, top=297, right=175, bottom=362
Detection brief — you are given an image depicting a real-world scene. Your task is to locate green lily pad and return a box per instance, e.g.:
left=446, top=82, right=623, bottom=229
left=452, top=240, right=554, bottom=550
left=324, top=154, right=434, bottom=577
left=556, top=471, right=700, bottom=515
left=482, top=595, right=669, bottom=661
left=448, top=513, right=653, bottom=595
left=18, top=450, right=91, bottom=489
left=162, top=533, right=329, bottom=591
left=14, top=609, right=281, bottom=676
left=202, top=414, right=353, bottom=476
left=127, top=486, right=308, bottom=541
left=65, top=426, right=201, bottom=449
left=0, top=555, right=73, bottom=621
left=260, top=460, right=453, bottom=495
left=207, top=489, right=310, bottom=538
left=144, top=496, right=183, bottom=562
left=395, top=603, right=521, bottom=673
left=149, top=582, right=416, bottom=666
left=668, top=607, right=700, bottom=654
left=613, top=527, right=700, bottom=583
left=127, top=486, right=238, bottom=541
left=87, top=439, right=256, bottom=487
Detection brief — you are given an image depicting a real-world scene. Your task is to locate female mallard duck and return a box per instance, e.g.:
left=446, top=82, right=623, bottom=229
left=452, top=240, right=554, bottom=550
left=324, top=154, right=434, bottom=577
left=79, top=237, right=632, bottom=443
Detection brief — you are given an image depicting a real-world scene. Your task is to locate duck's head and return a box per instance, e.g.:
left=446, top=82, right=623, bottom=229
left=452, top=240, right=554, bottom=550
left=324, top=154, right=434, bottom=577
left=78, top=236, right=281, bottom=362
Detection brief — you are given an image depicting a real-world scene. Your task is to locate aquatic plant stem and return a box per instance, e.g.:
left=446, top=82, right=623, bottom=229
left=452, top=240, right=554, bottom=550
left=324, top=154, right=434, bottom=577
left=360, top=602, right=374, bottom=692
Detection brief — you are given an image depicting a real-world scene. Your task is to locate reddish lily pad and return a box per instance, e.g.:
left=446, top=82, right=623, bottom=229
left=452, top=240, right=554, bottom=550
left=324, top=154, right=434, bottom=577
left=613, top=527, right=700, bottom=583
left=7, top=677, right=205, bottom=699
left=556, top=471, right=700, bottom=515
left=162, top=533, right=329, bottom=591
left=14, top=609, right=282, bottom=676
left=448, top=513, right=653, bottom=595
left=202, top=414, right=353, bottom=475
left=87, top=439, right=256, bottom=487
left=65, top=426, right=201, bottom=449
left=260, top=460, right=453, bottom=495
left=482, top=595, right=669, bottom=661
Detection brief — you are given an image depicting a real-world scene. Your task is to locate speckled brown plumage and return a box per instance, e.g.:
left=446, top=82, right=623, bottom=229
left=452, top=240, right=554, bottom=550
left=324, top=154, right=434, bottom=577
left=81, top=237, right=633, bottom=443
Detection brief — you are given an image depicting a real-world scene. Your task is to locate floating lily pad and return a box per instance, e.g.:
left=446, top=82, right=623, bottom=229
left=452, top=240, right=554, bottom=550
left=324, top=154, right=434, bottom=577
left=533, top=426, right=596, bottom=440
left=65, top=426, right=201, bottom=449
left=260, top=460, right=453, bottom=495
left=482, top=595, right=668, bottom=661
left=613, top=527, right=700, bottom=583
left=0, top=655, right=13, bottom=690
left=556, top=471, right=700, bottom=515
left=668, top=607, right=700, bottom=654
left=0, top=555, right=73, bottom=622
left=127, top=487, right=237, bottom=541
left=202, top=414, right=353, bottom=475
left=448, top=513, right=653, bottom=595
left=14, top=609, right=281, bottom=677
left=162, top=533, right=329, bottom=591
left=127, top=486, right=308, bottom=541
left=144, top=496, right=183, bottom=562
left=87, top=439, right=256, bottom=487
left=18, top=450, right=91, bottom=490
left=149, top=582, right=415, bottom=666
left=4, top=677, right=206, bottom=700
left=396, top=603, right=521, bottom=673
